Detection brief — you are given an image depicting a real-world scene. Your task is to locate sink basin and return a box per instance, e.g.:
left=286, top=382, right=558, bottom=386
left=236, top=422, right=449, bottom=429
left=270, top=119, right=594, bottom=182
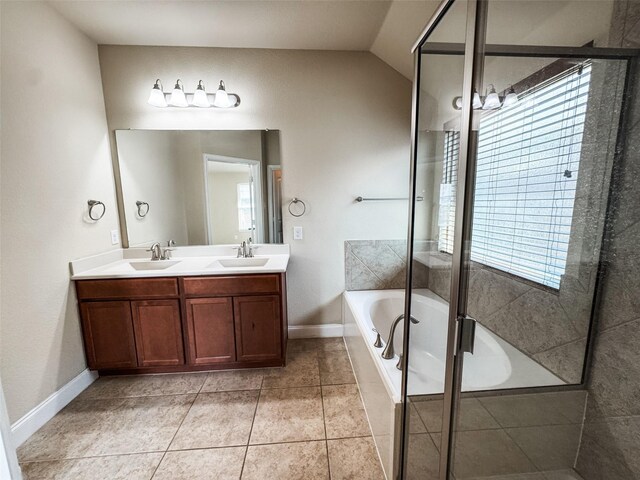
left=128, top=260, right=180, bottom=271
left=214, top=257, right=269, bottom=268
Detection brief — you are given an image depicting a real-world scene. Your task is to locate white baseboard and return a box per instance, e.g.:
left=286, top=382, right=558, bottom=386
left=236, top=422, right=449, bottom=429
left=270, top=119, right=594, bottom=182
left=11, top=368, right=98, bottom=447
left=288, top=324, right=344, bottom=339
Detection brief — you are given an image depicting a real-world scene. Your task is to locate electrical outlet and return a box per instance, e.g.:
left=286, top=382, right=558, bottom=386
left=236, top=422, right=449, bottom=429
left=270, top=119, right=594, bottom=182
left=110, top=229, right=120, bottom=245
left=293, top=226, right=303, bottom=240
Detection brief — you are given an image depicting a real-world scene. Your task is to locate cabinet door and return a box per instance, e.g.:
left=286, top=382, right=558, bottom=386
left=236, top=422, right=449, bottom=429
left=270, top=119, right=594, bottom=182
left=131, top=300, right=184, bottom=367
left=80, top=301, right=137, bottom=370
left=234, top=295, right=282, bottom=362
left=185, top=298, right=236, bottom=365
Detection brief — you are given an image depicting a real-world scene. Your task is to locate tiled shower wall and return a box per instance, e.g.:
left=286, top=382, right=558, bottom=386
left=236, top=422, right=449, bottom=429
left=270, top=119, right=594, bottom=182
left=575, top=2, right=640, bottom=478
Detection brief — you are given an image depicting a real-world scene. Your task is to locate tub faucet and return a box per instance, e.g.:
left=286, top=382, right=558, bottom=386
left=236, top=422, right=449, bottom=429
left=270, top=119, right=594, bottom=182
left=381, top=314, right=419, bottom=360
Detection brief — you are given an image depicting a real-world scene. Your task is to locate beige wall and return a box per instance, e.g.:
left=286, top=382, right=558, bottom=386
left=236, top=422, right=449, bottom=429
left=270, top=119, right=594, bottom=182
left=99, top=46, right=412, bottom=327
left=0, top=2, right=117, bottom=422
left=116, top=130, right=189, bottom=246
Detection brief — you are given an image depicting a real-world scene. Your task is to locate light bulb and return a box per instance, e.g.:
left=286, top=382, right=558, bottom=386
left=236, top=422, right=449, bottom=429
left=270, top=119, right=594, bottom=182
left=213, top=80, right=231, bottom=108
left=147, top=79, right=167, bottom=107
left=192, top=80, right=210, bottom=107
left=472, top=89, right=483, bottom=109
left=482, top=84, right=501, bottom=110
left=169, top=79, right=188, bottom=107
left=503, top=85, right=518, bottom=107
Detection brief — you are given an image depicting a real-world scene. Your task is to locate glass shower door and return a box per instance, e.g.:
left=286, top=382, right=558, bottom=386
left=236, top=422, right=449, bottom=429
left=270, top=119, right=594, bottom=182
left=442, top=1, right=631, bottom=479
left=403, top=0, right=636, bottom=479
left=401, top=1, right=469, bottom=479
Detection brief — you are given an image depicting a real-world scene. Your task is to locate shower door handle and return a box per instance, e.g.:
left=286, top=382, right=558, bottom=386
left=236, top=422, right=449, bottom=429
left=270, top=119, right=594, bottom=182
left=457, top=315, right=477, bottom=354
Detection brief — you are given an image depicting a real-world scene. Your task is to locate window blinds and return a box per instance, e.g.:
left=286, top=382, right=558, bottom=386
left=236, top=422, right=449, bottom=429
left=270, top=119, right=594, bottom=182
left=438, top=63, right=591, bottom=288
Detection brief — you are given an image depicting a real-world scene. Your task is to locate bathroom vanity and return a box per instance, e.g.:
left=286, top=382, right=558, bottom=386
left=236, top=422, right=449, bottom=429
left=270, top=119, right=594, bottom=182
left=71, top=246, right=289, bottom=375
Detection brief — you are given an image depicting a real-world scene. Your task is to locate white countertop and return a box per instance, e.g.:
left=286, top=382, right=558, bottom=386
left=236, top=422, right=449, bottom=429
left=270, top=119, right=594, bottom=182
left=70, top=244, right=290, bottom=280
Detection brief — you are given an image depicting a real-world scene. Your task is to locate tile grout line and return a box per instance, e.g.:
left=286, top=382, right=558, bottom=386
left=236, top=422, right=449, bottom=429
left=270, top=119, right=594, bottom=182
left=149, top=390, right=200, bottom=479
left=238, top=377, right=264, bottom=478
left=320, top=384, right=332, bottom=480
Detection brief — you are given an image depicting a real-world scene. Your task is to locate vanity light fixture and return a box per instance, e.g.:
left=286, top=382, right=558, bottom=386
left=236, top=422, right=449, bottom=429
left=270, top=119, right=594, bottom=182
left=192, top=80, right=210, bottom=108
left=148, top=79, right=168, bottom=107
left=147, top=78, right=241, bottom=109
left=213, top=80, right=231, bottom=108
left=452, top=84, right=518, bottom=111
left=169, top=79, right=188, bottom=107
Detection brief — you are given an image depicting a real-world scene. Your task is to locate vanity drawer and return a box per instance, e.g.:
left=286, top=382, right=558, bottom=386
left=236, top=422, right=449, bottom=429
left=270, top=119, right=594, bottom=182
left=182, top=274, right=280, bottom=297
left=76, top=278, right=179, bottom=300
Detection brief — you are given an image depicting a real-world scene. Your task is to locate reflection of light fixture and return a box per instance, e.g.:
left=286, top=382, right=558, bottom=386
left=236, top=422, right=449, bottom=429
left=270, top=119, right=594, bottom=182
left=503, top=85, right=519, bottom=107
left=472, top=89, right=483, bottom=109
left=147, top=78, right=241, bottom=108
left=169, top=79, right=188, bottom=107
left=452, top=84, right=519, bottom=111
left=482, top=84, right=501, bottom=110
left=147, top=79, right=167, bottom=107
left=192, top=80, right=210, bottom=107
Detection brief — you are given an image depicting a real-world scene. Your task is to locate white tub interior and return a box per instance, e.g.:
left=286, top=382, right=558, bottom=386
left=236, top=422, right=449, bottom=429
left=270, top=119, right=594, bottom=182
left=345, top=289, right=564, bottom=401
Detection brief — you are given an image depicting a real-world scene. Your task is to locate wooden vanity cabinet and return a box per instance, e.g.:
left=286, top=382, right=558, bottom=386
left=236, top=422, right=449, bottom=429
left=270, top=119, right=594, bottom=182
left=131, top=300, right=184, bottom=367
left=184, top=297, right=236, bottom=365
left=234, top=295, right=282, bottom=362
left=80, top=301, right=137, bottom=370
left=75, top=273, right=287, bottom=374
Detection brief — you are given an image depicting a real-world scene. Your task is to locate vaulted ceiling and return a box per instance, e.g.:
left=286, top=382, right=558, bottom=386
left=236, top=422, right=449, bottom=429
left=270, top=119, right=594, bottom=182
left=48, top=0, right=441, bottom=79
left=47, top=0, right=617, bottom=81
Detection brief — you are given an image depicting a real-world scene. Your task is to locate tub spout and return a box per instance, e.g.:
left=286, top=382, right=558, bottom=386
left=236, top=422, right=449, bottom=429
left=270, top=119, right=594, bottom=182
left=381, top=314, right=419, bottom=360
left=396, top=354, right=403, bottom=370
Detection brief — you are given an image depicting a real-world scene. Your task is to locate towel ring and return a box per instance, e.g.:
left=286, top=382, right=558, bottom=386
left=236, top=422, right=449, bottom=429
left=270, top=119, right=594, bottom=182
left=288, top=198, right=306, bottom=217
left=136, top=201, right=150, bottom=218
left=87, top=200, right=105, bottom=221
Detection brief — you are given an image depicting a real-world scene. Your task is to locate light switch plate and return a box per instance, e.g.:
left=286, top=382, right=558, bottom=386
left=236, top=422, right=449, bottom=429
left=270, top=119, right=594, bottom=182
left=110, top=229, right=120, bottom=245
left=293, top=226, right=303, bottom=240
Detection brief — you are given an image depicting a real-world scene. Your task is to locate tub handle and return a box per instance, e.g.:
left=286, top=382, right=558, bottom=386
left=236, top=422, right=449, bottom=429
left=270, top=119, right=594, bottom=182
left=372, top=328, right=383, bottom=348
left=396, top=354, right=403, bottom=371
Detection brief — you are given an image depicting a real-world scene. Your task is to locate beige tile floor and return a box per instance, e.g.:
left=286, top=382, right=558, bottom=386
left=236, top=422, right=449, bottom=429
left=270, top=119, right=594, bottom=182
left=18, top=338, right=385, bottom=480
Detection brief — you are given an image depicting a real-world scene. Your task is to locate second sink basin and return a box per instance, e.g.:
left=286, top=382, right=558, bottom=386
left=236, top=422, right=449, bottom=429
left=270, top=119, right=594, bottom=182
left=128, top=260, right=181, bottom=271
left=214, top=257, right=269, bottom=268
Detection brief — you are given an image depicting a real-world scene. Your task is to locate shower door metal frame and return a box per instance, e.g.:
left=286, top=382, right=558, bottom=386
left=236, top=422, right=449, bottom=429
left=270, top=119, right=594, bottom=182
left=400, top=0, right=640, bottom=478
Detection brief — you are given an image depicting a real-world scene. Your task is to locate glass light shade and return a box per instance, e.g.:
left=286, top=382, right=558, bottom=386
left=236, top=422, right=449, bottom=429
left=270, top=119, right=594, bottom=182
left=472, top=90, right=483, bottom=109
left=169, top=80, right=188, bottom=107
left=213, top=80, right=231, bottom=108
left=482, top=85, right=501, bottom=110
left=193, top=81, right=210, bottom=107
left=503, top=86, right=519, bottom=107
left=147, top=80, right=167, bottom=107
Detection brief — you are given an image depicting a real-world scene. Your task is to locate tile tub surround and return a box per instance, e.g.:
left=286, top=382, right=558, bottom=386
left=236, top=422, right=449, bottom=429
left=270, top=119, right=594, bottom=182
left=416, top=249, right=591, bottom=384
left=344, top=240, right=429, bottom=290
left=17, top=338, right=385, bottom=480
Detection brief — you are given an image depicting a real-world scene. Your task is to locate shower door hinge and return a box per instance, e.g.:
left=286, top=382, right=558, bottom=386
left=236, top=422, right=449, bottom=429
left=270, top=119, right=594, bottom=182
left=457, top=315, right=477, bottom=354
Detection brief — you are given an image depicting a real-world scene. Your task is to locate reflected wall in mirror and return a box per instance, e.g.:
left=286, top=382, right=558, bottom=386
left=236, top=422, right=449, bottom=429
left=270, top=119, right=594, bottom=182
left=115, top=130, right=282, bottom=247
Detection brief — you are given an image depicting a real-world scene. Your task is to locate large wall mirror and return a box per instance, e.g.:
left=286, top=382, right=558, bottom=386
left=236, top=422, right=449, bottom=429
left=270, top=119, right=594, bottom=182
left=114, top=130, right=282, bottom=247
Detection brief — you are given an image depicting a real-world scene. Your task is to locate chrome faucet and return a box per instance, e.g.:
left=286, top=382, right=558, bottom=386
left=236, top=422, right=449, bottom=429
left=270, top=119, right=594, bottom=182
left=147, top=242, right=162, bottom=261
left=237, top=238, right=254, bottom=258
left=163, top=240, right=176, bottom=260
left=381, top=314, right=419, bottom=360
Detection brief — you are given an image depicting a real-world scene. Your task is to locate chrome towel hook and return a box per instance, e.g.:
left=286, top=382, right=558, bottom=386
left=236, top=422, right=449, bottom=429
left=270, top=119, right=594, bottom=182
left=87, top=200, right=105, bottom=221
left=136, top=201, right=150, bottom=218
left=288, top=197, right=306, bottom=217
